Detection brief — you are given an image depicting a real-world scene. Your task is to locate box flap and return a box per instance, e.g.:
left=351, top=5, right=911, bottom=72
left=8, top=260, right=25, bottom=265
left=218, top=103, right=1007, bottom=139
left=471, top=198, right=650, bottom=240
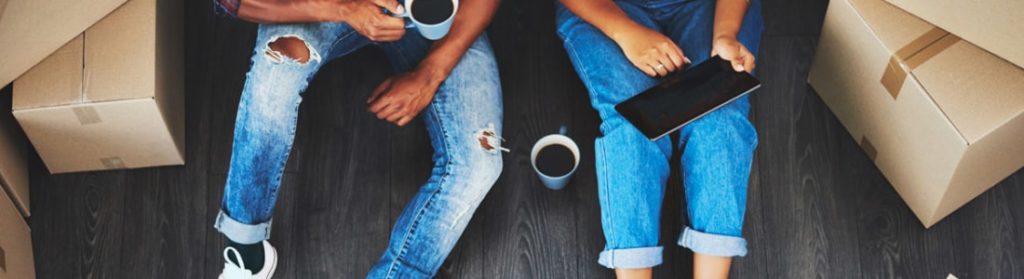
left=0, top=0, right=127, bottom=88
left=851, top=0, right=1024, bottom=144
left=84, top=0, right=158, bottom=103
left=911, top=39, right=1024, bottom=144
left=848, top=0, right=935, bottom=56
left=13, top=34, right=84, bottom=110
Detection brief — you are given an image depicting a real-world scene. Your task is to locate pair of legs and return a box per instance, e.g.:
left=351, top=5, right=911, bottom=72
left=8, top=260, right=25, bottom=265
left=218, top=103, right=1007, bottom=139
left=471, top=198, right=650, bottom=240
left=556, top=0, right=763, bottom=277
left=214, top=22, right=504, bottom=278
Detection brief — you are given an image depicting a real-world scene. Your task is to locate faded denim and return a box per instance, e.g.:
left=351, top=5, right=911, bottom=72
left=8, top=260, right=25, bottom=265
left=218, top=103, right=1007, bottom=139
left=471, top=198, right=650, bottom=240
left=213, top=21, right=504, bottom=279
left=556, top=0, right=764, bottom=269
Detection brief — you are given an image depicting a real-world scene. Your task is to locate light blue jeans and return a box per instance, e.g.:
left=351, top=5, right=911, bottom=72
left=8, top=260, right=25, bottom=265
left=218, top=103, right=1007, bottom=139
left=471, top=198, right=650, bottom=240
left=556, top=0, right=763, bottom=269
left=212, top=22, right=505, bottom=278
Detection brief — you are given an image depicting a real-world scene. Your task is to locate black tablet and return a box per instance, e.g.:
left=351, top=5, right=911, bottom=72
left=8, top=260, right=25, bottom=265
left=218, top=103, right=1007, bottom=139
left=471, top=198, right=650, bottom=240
left=615, top=56, right=761, bottom=140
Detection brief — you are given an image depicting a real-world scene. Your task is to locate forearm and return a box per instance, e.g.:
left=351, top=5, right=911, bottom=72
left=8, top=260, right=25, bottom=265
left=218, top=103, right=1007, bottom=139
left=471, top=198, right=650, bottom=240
left=416, top=0, right=500, bottom=84
left=559, top=0, right=638, bottom=42
left=236, top=0, right=343, bottom=23
left=713, top=0, right=748, bottom=40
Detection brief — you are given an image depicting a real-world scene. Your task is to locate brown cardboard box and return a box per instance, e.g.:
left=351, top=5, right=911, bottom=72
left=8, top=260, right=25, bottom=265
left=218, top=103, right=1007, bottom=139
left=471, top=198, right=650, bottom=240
left=884, top=0, right=1024, bottom=69
left=0, top=0, right=128, bottom=88
left=0, top=186, right=34, bottom=279
left=12, top=0, right=184, bottom=174
left=809, top=0, right=1024, bottom=227
left=0, top=90, right=28, bottom=216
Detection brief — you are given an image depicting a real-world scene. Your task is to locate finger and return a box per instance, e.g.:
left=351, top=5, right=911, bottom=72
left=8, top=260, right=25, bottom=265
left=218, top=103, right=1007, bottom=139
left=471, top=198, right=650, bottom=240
left=742, top=47, right=756, bottom=72
left=369, top=94, right=393, bottom=113
left=368, top=79, right=393, bottom=104
left=649, top=57, right=669, bottom=76
left=634, top=61, right=658, bottom=77
left=368, top=29, right=405, bottom=42
left=383, top=105, right=406, bottom=122
left=397, top=116, right=414, bottom=126
left=661, top=44, right=685, bottom=68
left=375, top=16, right=407, bottom=30
left=656, top=55, right=677, bottom=72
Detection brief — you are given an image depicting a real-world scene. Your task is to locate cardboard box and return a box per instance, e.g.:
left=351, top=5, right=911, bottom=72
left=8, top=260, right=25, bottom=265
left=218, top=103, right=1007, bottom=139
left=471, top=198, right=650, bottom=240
left=809, top=0, right=1024, bottom=227
left=0, top=187, right=34, bottom=279
left=0, top=0, right=128, bottom=88
left=0, top=90, right=28, bottom=216
left=884, top=0, right=1024, bottom=69
left=12, top=0, right=184, bottom=174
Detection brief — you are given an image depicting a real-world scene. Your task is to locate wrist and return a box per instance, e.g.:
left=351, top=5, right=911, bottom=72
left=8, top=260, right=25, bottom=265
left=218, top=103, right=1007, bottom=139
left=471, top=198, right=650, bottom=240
left=605, top=21, right=643, bottom=43
left=415, top=61, right=449, bottom=88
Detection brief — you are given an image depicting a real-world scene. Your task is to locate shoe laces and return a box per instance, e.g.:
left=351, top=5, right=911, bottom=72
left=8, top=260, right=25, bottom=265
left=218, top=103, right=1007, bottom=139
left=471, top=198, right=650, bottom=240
left=222, top=247, right=254, bottom=278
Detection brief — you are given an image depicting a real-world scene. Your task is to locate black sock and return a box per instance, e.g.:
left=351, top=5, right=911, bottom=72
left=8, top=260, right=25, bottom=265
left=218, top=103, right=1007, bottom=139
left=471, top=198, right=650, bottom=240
left=227, top=239, right=265, bottom=273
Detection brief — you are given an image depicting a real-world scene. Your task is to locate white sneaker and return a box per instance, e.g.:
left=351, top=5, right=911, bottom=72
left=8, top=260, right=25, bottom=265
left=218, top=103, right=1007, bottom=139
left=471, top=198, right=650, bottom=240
left=219, top=241, right=278, bottom=279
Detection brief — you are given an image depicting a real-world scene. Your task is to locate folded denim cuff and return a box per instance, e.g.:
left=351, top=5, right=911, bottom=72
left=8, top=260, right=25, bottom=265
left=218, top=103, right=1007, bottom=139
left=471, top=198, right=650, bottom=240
left=677, top=227, right=747, bottom=257
left=597, top=246, right=663, bottom=269
left=214, top=210, right=272, bottom=244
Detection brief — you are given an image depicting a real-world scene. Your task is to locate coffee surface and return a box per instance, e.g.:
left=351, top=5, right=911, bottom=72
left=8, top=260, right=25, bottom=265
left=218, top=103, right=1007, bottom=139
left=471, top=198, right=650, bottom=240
left=410, top=0, right=454, bottom=24
left=536, top=145, right=575, bottom=177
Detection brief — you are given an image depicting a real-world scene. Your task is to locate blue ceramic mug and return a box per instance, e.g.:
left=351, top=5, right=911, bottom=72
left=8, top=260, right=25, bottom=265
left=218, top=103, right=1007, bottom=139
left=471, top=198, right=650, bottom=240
left=395, top=0, right=459, bottom=40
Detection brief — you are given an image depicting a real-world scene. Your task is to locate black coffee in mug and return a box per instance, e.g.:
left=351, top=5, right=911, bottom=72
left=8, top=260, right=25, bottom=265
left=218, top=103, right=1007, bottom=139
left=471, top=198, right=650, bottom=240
left=410, top=0, right=454, bottom=25
left=536, top=144, right=575, bottom=177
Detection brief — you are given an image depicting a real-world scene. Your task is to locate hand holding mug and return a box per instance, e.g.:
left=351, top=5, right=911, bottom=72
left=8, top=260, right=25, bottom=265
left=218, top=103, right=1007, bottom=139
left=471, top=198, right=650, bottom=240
left=340, top=0, right=407, bottom=42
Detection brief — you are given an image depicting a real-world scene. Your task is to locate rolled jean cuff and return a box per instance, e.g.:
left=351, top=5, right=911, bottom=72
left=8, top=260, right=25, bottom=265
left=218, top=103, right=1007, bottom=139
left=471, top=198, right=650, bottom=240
left=677, top=227, right=747, bottom=257
left=597, top=246, right=663, bottom=269
left=214, top=210, right=272, bottom=244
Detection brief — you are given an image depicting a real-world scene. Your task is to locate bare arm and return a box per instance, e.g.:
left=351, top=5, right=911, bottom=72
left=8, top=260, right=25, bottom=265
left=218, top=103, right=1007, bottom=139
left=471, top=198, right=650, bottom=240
left=234, top=0, right=408, bottom=42
left=367, top=0, right=501, bottom=126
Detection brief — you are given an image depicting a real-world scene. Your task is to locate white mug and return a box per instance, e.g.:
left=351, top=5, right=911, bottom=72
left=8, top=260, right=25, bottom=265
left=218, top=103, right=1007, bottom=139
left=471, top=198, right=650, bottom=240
left=530, top=133, right=580, bottom=190
left=396, top=0, right=459, bottom=40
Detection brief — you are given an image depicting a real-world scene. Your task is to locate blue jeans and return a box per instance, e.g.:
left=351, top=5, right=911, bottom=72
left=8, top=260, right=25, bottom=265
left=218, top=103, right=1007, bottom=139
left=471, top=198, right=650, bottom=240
left=212, top=22, right=505, bottom=278
left=556, top=0, right=763, bottom=269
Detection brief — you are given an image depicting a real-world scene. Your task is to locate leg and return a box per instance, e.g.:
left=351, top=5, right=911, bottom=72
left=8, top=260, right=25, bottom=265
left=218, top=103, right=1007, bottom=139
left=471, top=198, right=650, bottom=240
left=661, top=0, right=764, bottom=271
left=214, top=22, right=370, bottom=244
left=556, top=1, right=672, bottom=272
left=367, top=33, right=504, bottom=278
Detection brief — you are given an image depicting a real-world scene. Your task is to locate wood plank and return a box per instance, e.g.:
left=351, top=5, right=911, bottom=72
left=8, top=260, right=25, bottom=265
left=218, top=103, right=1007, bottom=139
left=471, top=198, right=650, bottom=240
left=287, top=50, right=394, bottom=277
left=754, top=36, right=866, bottom=278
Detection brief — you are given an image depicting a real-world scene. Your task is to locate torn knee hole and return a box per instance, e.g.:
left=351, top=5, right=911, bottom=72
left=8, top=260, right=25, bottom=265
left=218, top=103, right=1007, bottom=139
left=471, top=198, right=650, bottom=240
left=475, top=123, right=509, bottom=153
left=266, top=36, right=312, bottom=64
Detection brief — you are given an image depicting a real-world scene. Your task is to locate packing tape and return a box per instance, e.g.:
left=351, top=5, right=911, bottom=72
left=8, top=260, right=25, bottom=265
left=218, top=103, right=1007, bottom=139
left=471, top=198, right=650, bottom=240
left=860, top=136, right=877, bottom=162
left=880, top=27, right=959, bottom=99
left=72, top=106, right=103, bottom=125
left=101, top=157, right=126, bottom=170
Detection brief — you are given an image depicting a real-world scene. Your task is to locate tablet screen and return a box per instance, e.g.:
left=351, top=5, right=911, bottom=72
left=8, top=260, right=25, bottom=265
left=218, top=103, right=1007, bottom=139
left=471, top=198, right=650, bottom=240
left=615, top=56, right=761, bottom=140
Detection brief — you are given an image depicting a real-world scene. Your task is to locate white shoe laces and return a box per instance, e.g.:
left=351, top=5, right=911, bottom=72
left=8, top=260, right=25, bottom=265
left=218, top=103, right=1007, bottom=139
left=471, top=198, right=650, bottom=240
left=222, top=247, right=255, bottom=278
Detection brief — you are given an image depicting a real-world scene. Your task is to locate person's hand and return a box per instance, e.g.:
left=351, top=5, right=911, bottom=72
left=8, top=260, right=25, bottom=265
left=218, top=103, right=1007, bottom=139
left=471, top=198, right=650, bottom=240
left=337, top=0, right=406, bottom=42
left=367, top=68, right=443, bottom=126
left=711, top=36, right=755, bottom=72
left=610, top=24, right=689, bottom=77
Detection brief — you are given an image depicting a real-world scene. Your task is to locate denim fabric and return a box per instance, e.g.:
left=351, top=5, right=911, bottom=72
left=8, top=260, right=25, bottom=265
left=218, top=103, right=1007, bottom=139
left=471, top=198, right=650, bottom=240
left=212, top=21, right=504, bottom=279
left=556, top=0, right=764, bottom=269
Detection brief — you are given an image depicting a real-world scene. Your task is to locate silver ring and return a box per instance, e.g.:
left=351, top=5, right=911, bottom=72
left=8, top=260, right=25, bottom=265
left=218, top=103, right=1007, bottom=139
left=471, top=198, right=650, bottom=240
left=655, top=63, right=666, bottom=69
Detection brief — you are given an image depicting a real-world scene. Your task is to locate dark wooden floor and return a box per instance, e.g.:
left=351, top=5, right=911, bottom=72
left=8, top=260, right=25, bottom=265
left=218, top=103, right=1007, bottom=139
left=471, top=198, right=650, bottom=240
left=17, top=0, right=1024, bottom=278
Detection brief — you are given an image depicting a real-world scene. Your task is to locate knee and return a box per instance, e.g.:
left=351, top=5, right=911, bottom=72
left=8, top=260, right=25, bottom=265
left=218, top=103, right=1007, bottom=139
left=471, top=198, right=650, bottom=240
left=685, top=101, right=757, bottom=150
left=263, top=35, right=320, bottom=65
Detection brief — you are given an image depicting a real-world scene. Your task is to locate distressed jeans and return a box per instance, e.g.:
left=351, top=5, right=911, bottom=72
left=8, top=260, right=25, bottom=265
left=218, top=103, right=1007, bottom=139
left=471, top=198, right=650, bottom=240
left=556, top=0, right=763, bottom=269
left=212, top=22, right=505, bottom=278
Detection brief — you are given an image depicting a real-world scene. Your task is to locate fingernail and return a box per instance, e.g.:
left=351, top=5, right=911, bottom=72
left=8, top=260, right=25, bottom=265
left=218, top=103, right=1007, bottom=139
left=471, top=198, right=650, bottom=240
left=684, top=57, right=692, bottom=64
left=736, top=65, right=745, bottom=72
left=396, top=5, right=405, bottom=15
